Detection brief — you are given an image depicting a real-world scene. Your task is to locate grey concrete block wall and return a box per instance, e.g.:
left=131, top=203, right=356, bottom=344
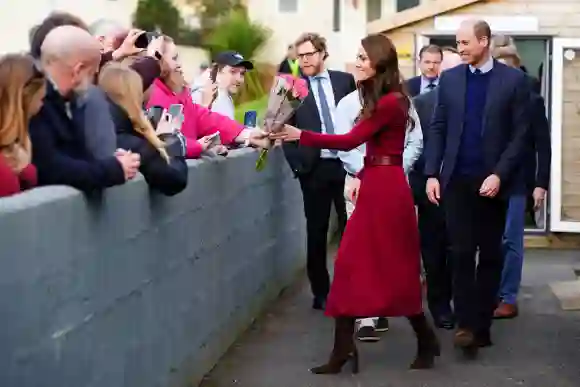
left=0, top=148, right=306, bottom=387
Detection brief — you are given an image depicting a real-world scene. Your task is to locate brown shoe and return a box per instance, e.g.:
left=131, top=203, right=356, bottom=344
left=453, top=329, right=475, bottom=348
left=493, top=302, right=518, bottom=319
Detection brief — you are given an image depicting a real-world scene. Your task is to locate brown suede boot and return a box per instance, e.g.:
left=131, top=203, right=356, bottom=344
left=407, top=313, right=441, bottom=369
left=310, top=317, right=359, bottom=375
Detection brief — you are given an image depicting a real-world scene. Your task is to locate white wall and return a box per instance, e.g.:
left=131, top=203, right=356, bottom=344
left=246, top=0, right=367, bottom=70
left=0, top=0, right=137, bottom=54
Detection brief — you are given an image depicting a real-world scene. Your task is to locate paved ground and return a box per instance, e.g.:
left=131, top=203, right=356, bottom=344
left=200, top=250, right=580, bottom=387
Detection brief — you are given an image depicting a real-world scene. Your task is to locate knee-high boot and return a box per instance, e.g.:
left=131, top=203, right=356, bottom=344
left=310, top=317, right=359, bottom=374
left=407, top=313, right=441, bottom=369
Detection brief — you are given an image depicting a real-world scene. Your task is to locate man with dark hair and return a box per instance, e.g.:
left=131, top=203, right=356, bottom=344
left=282, top=32, right=356, bottom=310
left=30, top=12, right=89, bottom=59
left=425, top=19, right=531, bottom=358
left=411, top=49, right=463, bottom=332
left=406, top=44, right=443, bottom=97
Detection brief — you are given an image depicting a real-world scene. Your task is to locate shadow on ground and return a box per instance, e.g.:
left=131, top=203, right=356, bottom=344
left=200, top=250, right=580, bottom=387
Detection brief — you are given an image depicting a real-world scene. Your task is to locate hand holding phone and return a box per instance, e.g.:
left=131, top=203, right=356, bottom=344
left=155, top=111, right=174, bottom=135
left=206, top=132, right=221, bottom=148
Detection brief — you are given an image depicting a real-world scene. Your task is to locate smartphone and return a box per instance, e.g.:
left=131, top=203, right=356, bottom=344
left=206, top=132, right=221, bottom=147
left=134, top=31, right=149, bottom=49
left=168, top=104, right=184, bottom=120
left=243, top=110, right=257, bottom=128
left=147, top=106, right=164, bottom=127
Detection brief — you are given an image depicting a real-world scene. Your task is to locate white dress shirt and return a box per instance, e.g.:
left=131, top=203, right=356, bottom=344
left=334, top=90, right=423, bottom=176
left=469, top=55, right=494, bottom=74
left=420, top=76, right=439, bottom=94
left=309, top=70, right=338, bottom=159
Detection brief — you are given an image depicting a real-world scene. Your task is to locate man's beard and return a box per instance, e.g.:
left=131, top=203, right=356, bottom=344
left=73, top=77, right=92, bottom=99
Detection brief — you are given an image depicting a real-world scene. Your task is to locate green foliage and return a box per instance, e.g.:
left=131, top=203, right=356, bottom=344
left=234, top=95, right=268, bottom=123
left=191, top=0, right=244, bottom=32
left=133, top=0, right=201, bottom=46
left=133, top=0, right=181, bottom=37
left=205, top=9, right=270, bottom=102
left=205, top=9, right=269, bottom=61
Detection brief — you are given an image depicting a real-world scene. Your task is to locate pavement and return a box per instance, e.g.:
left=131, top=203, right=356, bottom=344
left=199, top=250, right=580, bottom=387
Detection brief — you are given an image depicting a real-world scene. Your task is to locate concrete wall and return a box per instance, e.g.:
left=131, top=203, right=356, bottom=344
left=0, top=148, right=306, bottom=387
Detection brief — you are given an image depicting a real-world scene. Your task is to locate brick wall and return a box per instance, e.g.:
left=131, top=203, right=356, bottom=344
left=0, top=148, right=306, bottom=387
left=561, top=52, right=580, bottom=222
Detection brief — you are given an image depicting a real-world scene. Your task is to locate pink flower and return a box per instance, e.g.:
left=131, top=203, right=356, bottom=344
left=293, top=78, right=308, bottom=100
left=277, top=73, right=309, bottom=101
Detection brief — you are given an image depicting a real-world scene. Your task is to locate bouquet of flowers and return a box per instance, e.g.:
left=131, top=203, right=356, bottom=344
left=255, top=73, right=309, bottom=171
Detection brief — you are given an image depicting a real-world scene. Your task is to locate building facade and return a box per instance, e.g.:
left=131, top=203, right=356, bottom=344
left=367, top=0, right=580, bottom=242
left=245, top=0, right=367, bottom=71
left=0, top=0, right=138, bottom=54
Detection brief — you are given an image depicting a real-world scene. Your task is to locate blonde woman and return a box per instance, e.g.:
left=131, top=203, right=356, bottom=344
left=99, top=63, right=188, bottom=196
left=0, top=54, right=46, bottom=197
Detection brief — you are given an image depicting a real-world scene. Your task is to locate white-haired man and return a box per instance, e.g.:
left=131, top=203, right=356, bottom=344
left=29, top=26, right=140, bottom=191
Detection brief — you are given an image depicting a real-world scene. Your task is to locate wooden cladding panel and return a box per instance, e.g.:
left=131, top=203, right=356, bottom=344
left=560, top=51, right=580, bottom=222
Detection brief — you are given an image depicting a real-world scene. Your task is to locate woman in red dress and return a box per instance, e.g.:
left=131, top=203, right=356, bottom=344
left=271, top=34, right=440, bottom=374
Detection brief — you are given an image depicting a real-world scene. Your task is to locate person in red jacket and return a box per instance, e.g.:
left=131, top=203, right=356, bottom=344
left=0, top=54, right=46, bottom=197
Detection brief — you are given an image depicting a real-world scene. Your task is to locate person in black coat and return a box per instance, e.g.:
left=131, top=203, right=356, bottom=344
left=99, top=63, right=188, bottom=196
left=30, top=26, right=140, bottom=192
left=491, top=46, right=551, bottom=319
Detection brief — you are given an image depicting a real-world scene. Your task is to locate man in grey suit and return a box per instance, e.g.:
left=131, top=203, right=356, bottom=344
left=411, top=48, right=462, bottom=331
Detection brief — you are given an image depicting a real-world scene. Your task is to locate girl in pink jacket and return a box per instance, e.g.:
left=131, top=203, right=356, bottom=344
left=147, top=78, right=247, bottom=158
left=146, top=36, right=263, bottom=158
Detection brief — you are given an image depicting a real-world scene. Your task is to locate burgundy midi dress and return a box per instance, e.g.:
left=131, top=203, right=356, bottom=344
left=299, top=92, right=423, bottom=318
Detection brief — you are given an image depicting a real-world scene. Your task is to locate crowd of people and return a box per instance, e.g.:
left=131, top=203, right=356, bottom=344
left=270, top=20, right=550, bottom=374
left=0, top=9, right=551, bottom=378
left=0, top=11, right=270, bottom=198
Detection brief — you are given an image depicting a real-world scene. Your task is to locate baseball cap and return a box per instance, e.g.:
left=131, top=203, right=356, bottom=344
left=213, top=51, right=254, bottom=70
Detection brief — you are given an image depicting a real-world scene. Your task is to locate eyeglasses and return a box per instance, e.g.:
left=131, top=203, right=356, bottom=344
left=297, top=50, right=320, bottom=60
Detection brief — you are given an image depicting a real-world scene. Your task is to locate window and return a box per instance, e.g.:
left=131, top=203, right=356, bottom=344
left=279, top=0, right=298, bottom=12
left=396, top=0, right=420, bottom=12
left=367, top=0, right=382, bottom=22
left=333, top=0, right=341, bottom=32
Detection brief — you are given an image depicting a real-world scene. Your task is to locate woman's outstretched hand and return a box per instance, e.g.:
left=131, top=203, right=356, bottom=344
left=269, top=124, right=301, bottom=142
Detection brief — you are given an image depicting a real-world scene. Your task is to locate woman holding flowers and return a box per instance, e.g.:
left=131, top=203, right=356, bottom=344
left=271, top=33, right=439, bottom=374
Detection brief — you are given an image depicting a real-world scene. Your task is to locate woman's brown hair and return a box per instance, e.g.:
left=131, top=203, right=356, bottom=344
left=98, top=63, right=169, bottom=162
left=358, top=33, right=413, bottom=129
left=0, top=54, right=45, bottom=157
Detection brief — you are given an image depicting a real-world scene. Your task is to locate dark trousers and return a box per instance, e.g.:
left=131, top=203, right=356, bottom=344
left=410, top=172, right=452, bottom=318
left=444, top=175, right=507, bottom=333
left=299, top=159, right=347, bottom=299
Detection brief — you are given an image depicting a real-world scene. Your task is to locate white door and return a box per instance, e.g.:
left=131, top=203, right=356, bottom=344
left=550, top=38, right=580, bottom=232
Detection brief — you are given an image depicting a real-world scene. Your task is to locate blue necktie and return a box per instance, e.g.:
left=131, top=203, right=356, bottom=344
left=315, top=76, right=335, bottom=135
left=473, top=68, right=482, bottom=75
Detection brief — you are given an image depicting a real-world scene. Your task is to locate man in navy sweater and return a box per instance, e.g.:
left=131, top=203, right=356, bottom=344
left=424, top=19, right=531, bottom=359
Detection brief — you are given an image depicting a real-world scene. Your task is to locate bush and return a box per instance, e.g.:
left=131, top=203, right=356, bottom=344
left=133, top=0, right=200, bottom=47
left=205, top=9, right=271, bottom=103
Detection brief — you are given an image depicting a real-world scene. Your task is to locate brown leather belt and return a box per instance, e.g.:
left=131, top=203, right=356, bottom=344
left=364, top=155, right=403, bottom=166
